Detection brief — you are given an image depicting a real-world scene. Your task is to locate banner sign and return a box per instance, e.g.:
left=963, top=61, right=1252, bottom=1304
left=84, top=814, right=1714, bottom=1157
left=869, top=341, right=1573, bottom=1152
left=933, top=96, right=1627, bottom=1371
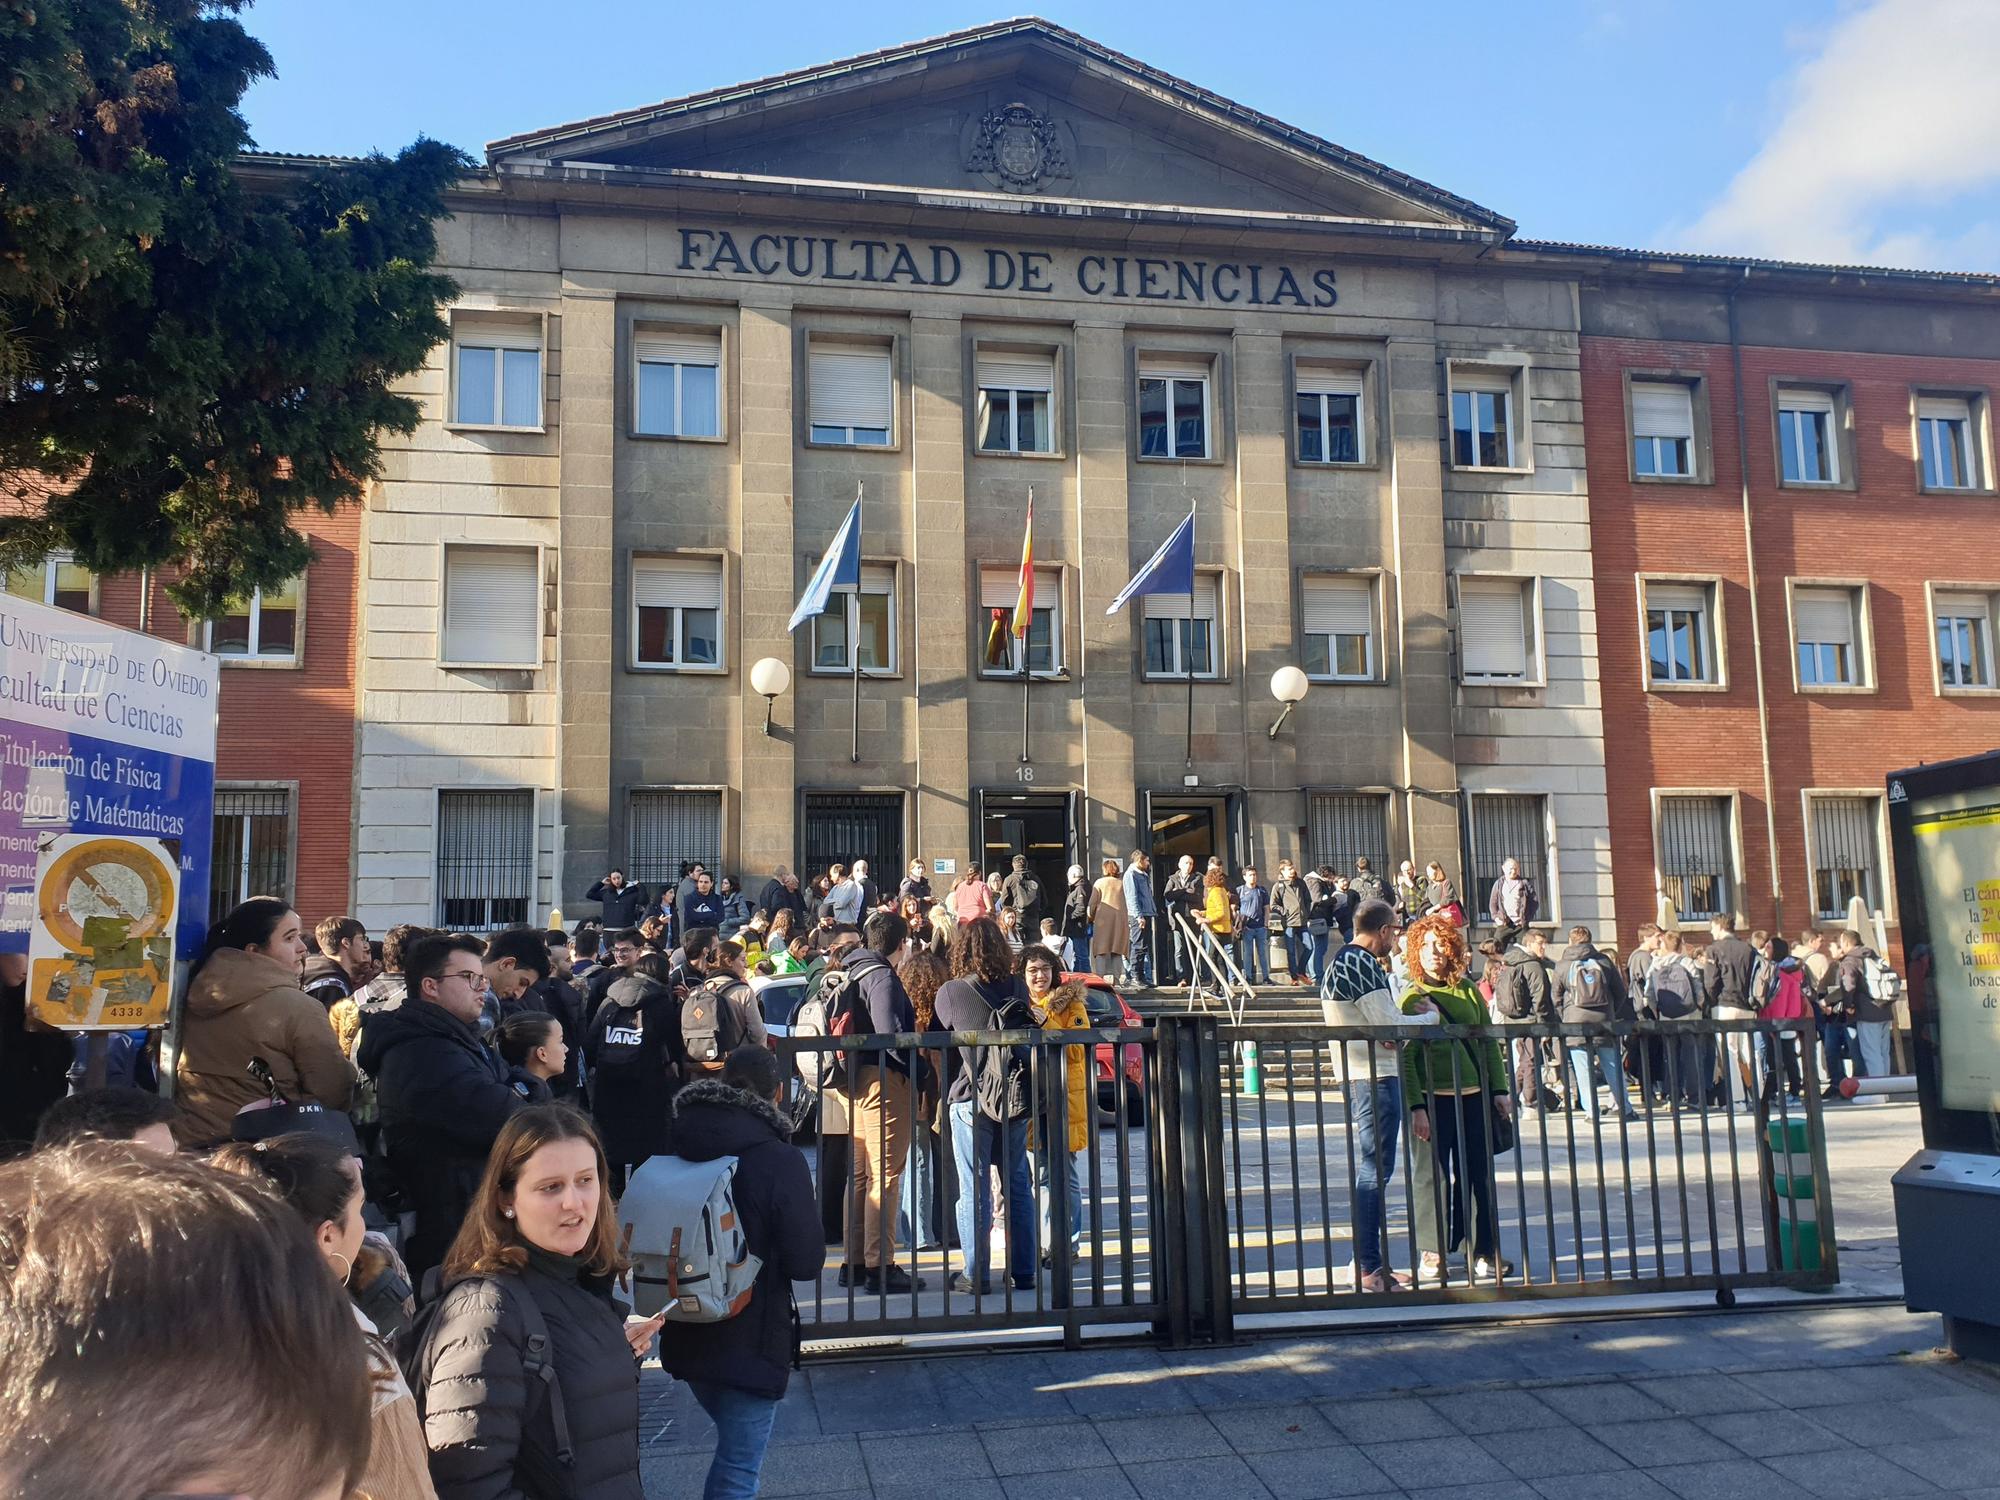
left=1908, top=797, right=2000, bottom=1112
left=0, top=595, right=218, bottom=1029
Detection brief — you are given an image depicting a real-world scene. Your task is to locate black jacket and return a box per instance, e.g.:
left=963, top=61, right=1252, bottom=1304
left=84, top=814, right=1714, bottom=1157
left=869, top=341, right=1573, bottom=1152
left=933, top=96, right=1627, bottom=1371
left=586, top=879, right=648, bottom=930
left=1269, top=876, right=1309, bottom=929
left=1498, top=944, right=1555, bottom=1022
left=1703, top=934, right=1758, bottom=1011
left=584, top=974, right=681, bottom=1164
left=1553, top=940, right=1633, bottom=1024
left=417, top=1251, right=642, bottom=1500
left=358, top=1001, right=529, bottom=1276
left=301, top=955, right=356, bottom=1009
left=931, top=975, right=1028, bottom=1104
left=658, top=1080, right=824, bottom=1400
left=1060, top=880, right=1092, bottom=939
left=758, top=876, right=807, bottom=928
left=1837, top=947, right=1893, bottom=1024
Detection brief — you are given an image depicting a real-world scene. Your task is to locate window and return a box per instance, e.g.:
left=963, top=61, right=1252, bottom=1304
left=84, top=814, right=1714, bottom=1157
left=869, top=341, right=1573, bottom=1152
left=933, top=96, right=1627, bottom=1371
left=443, top=545, right=541, bottom=668
left=1935, top=590, right=1996, bottom=689
left=1137, top=358, right=1210, bottom=459
left=1631, top=381, right=1695, bottom=478
left=1808, top=794, right=1883, bottom=921
left=811, top=562, right=895, bottom=673
left=1457, top=576, right=1538, bottom=683
left=1657, top=794, right=1735, bottom=923
left=631, top=556, right=722, bottom=669
left=977, top=564, right=1061, bottom=675
left=1296, top=365, right=1364, bottom=464
left=207, top=577, right=301, bottom=662
left=1301, top=575, right=1374, bottom=681
left=1307, top=792, right=1390, bottom=874
left=5, top=555, right=94, bottom=615
left=627, top=789, right=721, bottom=889
left=807, top=340, right=892, bottom=446
left=1142, top=574, right=1220, bottom=678
left=210, top=786, right=292, bottom=924
left=975, top=350, right=1055, bottom=455
left=1918, top=395, right=1980, bottom=490
left=634, top=330, right=720, bottom=438
left=1450, top=368, right=1517, bottom=468
left=1793, top=585, right=1864, bottom=688
left=1467, top=793, right=1552, bottom=917
left=453, top=316, right=542, bottom=428
left=1644, top=581, right=1717, bottom=686
left=1777, top=388, right=1839, bottom=484
left=436, top=789, right=535, bottom=931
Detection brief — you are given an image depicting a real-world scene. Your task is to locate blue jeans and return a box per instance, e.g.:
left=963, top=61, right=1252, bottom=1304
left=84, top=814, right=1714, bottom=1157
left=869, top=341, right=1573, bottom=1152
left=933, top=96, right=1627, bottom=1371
left=686, top=1380, right=780, bottom=1500
left=1280, top=926, right=1307, bottom=980
left=948, top=1100, right=1036, bottom=1287
left=1034, top=1146, right=1084, bottom=1251
left=1126, top=917, right=1153, bottom=987
left=1308, top=927, right=1332, bottom=984
left=1238, top=927, right=1270, bottom=984
left=897, top=1123, right=941, bottom=1250
left=1821, top=1020, right=1855, bottom=1088
left=1064, top=936, right=1091, bottom=974
left=1567, top=1044, right=1631, bottom=1114
left=1856, top=1020, right=1892, bottom=1078
left=1350, top=1076, right=1403, bottom=1277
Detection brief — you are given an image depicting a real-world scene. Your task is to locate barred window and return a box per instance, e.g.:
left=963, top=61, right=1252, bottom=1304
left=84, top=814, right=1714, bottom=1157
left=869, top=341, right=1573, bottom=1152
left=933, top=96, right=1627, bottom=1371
left=211, top=787, right=292, bottom=925
left=436, top=789, right=535, bottom=932
left=1307, top=792, right=1390, bottom=876
left=627, top=790, right=722, bottom=890
left=1657, top=795, right=1734, bottom=923
left=1467, top=794, right=1551, bottom=914
left=1809, top=795, right=1882, bottom=922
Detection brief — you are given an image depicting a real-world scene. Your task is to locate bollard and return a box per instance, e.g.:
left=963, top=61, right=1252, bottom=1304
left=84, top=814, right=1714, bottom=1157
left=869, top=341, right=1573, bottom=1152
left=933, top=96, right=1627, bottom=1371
left=1239, top=1039, right=1262, bottom=1097
left=1768, top=1116, right=1822, bottom=1272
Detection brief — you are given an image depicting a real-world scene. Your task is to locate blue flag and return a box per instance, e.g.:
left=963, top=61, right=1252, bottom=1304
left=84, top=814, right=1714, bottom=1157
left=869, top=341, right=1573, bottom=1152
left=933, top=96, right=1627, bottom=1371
left=1105, top=509, right=1196, bottom=615
left=787, top=497, right=862, bottom=633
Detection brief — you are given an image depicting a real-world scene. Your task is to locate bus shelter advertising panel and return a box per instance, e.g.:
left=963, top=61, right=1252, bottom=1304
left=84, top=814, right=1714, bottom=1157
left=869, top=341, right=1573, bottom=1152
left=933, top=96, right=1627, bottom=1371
left=0, top=593, right=218, bottom=1030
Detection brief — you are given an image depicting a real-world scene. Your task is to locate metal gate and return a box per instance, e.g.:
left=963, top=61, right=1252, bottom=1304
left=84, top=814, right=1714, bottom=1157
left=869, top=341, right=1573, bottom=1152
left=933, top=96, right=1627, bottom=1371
left=799, top=790, right=904, bottom=882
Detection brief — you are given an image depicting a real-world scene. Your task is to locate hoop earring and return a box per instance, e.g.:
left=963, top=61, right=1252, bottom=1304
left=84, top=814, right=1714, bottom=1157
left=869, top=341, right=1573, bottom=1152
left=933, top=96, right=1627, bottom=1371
left=328, top=1250, right=352, bottom=1286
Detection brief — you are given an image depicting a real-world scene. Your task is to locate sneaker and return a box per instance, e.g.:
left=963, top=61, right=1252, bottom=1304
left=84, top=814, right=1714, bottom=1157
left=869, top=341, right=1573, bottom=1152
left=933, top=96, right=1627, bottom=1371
left=1474, top=1256, right=1514, bottom=1280
left=835, top=1264, right=860, bottom=1288
left=949, top=1273, right=990, bottom=1296
left=867, top=1266, right=925, bottom=1294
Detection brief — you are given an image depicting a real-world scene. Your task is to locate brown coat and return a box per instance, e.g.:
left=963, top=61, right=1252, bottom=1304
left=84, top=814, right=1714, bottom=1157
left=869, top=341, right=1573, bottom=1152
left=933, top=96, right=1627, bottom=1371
left=173, top=947, right=354, bottom=1146
left=1087, top=876, right=1128, bottom=959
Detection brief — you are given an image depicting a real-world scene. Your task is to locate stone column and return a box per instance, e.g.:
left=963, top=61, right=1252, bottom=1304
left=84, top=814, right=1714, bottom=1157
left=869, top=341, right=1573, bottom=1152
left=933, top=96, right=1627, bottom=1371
left=1232, top=328, right=1300, bottom=865
left=736, top=299, right=799, bottom=880
left=910, top=312, right=970, bottom=864
left=1074, top=323, right=1138, bottom=862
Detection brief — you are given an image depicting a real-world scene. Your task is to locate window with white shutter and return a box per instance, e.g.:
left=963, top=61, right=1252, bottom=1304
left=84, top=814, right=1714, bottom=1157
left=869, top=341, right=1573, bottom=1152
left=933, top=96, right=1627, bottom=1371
left=1793, top=585, right=1862, bottom=687
left=1917, top=394, right=1981, bottom=490
left=975, top=349, right=1057, bottom=455
left=1778, top=387, right=1840, bottom=484
left=442, top=545, right=541, bottom=667
left=1935, top=590, right=1997, bottom=690
left=1301, top=575, right=1374, bottom=680
left=1657, top=794, right=1734, bottom=922
left=634, top=329, right=721, bottom=438
left=452, top=315, right=543, bottom=428
left=631, top=555, right=723, bottom=669
left=1141, top=574, right=1221, bottom=678
left=1137, top=356, right=1211, bottom=459
left=811, top=562, right=896, bottom=673
left=808, top=341, right=893, bottom=446
left=976, top=563, right=1061, bottom=675
left=1808, top=794, right=1882, bottom=920
left=1644, top=579, right=1717, bottom=686
left=1295, top=364, right=1365, bottom=464
left=1631, top=381, right=1696, bottom=478
left=1457, top=577, right=1535, bottom=682
left=1449, top=366, right=1519, bottom=469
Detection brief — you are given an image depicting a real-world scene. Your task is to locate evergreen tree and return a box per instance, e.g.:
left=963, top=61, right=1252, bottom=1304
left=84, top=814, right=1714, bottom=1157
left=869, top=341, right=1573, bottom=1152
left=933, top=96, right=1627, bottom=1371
left=0, top=0, right=465, bottom=615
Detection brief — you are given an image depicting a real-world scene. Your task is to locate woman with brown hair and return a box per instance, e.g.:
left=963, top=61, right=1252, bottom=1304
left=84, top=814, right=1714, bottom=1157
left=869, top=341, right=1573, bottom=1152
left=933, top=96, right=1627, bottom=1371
left=1200, top=866, right=1237, bottom=970
left=1086, top=856, right=1128, bottom=971
left=896, top=946, right=951, bottom=1253
left=1399, top=915, right=1514, bottom=1284
left=413, top=1104, right=663, bottom=1500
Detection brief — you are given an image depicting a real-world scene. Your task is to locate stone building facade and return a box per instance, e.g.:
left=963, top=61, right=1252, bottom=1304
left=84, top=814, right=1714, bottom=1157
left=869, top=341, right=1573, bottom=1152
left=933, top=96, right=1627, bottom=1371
left=335, top=20, right=1622, bottom=937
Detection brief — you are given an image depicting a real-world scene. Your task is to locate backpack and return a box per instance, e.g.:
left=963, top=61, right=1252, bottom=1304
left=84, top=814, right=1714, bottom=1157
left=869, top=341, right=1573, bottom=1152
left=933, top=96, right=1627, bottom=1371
left=1863, top=952, right=1901, bottom=1005
left=1013, top=875, right=1042, bottom=912
left=1766, top=965, right=1810, bottom=1022
left=1565, top=955, right=1610, bottom=1016
left=619, top=1154, right=763, bottom=1323
left=592, top=1000, right=650, bottom=1082
left=1650, top=960, right=1698, bottom=1020
left=1495, top=959, right=1533, bottom=1020
left=682, top=976, right=748, bottom=1072
left=407, top=1275, right=574, bottom=1470
left=790, top=965, right=863, bottom=1093
left=975, top=995, right=1034, bottom=1123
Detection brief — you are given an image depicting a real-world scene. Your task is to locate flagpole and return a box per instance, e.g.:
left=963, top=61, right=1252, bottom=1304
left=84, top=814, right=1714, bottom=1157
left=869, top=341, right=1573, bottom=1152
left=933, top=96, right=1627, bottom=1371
left=1020, top=487, right=1033, bottom=765
left=1186, top=641, right=1195, bottom=770
left=851, top=481, right=862, bottom=765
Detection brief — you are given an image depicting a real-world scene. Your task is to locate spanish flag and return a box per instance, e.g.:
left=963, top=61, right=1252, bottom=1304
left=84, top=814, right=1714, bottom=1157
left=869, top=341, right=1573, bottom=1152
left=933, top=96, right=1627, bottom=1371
left=1012, top=490, right=1035, bottom=642
left=984, top=607, right=1010, bottom=668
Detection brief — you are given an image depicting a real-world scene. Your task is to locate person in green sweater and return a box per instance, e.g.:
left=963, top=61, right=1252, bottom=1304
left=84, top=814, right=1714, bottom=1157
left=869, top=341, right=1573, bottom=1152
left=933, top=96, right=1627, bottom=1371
left=1400, top=913, right=1515, bottom=1282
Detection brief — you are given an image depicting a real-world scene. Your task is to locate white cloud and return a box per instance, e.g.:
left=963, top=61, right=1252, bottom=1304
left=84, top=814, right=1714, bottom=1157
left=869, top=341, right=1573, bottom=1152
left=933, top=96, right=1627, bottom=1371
left=1673, top=0, right=2000, bottom=271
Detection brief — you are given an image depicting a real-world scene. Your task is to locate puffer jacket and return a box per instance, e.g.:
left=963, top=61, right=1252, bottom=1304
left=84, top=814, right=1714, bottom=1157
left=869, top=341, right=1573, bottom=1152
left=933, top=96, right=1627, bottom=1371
left=415, top=1250, right=642, bottom=1500
left=584, top=973, right=680, bottom=1165
left=1553, top=940, right=1633, bottom=1025
left=173, top=947, right=354, bottom=1146
left=1033, top=982, right=1092, bottom=1154
left=1496, top=944, right=1555, bottom=1024
left=659, top=1080, right=824, bottom=1400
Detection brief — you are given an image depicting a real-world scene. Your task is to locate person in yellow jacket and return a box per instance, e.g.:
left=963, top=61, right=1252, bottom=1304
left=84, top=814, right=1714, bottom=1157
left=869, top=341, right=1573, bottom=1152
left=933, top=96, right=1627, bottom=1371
left=1201, top=867, right=1238, bottom=975
left=1022, top=950, right=1092, bottom=1260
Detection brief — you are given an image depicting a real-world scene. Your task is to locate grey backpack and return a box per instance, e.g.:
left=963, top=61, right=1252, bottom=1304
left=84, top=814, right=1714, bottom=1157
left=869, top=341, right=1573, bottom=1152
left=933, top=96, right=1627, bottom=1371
left=618, top=1154, right=763, bottom=1323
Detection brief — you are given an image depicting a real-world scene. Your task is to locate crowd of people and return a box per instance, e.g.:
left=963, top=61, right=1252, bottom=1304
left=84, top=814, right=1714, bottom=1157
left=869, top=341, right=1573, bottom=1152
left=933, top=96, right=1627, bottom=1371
left=0, top=844, right=1901, bottom=1500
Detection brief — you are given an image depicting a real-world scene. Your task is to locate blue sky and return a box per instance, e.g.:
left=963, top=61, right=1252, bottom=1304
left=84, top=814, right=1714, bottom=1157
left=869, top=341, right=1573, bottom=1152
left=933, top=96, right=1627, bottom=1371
left=241, top=0, right=2000, bottom=272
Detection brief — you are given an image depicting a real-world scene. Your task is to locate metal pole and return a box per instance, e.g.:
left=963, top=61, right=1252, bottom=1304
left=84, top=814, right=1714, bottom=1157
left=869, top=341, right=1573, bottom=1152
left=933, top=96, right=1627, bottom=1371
left=1184, top=652, right=1195, bottom=769
left=851, top=484, right=863, bottom=766
left=1021, top=484, right=1033, bottom=765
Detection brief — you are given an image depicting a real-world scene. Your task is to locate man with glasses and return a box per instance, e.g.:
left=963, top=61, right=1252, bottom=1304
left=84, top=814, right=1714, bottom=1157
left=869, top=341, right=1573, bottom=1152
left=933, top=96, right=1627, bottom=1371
left=356, top=932, right=531, bottom=1276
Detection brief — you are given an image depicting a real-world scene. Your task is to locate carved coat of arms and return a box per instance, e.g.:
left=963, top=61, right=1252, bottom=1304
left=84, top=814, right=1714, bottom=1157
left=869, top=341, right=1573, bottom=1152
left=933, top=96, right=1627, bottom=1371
left=964, top=103, right=1073, bottom=194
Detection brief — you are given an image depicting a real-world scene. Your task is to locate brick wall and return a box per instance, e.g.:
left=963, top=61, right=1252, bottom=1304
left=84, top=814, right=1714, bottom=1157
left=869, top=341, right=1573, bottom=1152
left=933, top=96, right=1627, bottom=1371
left=1583, top=333, right=2000, bottom=962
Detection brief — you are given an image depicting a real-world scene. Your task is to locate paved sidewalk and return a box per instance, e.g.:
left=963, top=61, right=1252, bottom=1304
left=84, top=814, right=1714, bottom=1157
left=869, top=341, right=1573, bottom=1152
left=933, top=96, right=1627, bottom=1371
left=640, top=1304, right=2000, bottom=1497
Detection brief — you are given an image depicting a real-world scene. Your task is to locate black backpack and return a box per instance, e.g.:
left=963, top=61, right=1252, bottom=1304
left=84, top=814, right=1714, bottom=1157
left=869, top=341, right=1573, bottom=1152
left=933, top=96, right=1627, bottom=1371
left=975, top=995, right=1033, bottom=1122
left=408, top=1274, right=573, bottom=1470
left=591, top=998, right=651, bottom=1082
left=682, top=975, right=748, bottom=1072
left=1496, top=959, right=1533, bottom=1020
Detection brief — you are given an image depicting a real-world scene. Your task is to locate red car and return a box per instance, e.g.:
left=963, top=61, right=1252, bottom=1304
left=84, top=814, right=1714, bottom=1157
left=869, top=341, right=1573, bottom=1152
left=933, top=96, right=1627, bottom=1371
left=1063, top=972, right=1148, bottom=1125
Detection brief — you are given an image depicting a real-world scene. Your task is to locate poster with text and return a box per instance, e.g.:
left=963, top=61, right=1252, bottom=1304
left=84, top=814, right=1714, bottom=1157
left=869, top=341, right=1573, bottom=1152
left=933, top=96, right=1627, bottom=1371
left=1910, top=796, right=2000, bottom=1112
left=0, top=594, right=218, bottom=1030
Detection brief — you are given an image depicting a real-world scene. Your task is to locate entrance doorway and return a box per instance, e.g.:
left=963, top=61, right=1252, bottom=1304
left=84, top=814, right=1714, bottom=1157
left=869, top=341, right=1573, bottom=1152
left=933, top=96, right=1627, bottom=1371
left=974, top=789, right=1079, bottom=938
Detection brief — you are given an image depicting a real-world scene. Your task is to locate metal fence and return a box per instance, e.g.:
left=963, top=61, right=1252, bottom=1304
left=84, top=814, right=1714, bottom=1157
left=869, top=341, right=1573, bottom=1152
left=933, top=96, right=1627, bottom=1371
left=773, top=1015, right=1836, bottom=1351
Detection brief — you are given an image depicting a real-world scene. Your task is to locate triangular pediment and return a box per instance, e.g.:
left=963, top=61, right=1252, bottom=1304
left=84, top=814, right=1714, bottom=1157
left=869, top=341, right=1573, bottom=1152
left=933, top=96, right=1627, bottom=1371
left=489, top=20, right=1511, bottom=236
